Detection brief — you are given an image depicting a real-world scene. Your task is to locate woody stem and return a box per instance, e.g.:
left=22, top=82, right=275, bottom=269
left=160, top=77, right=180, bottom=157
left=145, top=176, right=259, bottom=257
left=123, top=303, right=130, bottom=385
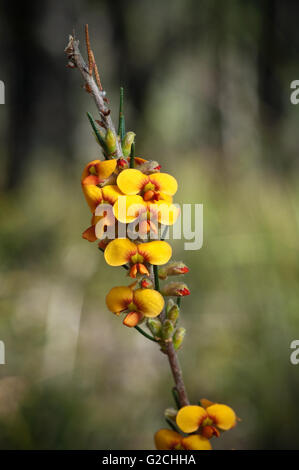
left=65, top=33, right=123, bottom=158
left=153, top=266, right=190, bottom=407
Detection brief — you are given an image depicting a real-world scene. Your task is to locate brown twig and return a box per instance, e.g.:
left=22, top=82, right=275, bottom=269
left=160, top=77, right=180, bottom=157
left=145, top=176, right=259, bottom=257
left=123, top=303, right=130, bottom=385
left=65, top=31, right=123, bottom=158
left=165, top=341, right=190, bottom=407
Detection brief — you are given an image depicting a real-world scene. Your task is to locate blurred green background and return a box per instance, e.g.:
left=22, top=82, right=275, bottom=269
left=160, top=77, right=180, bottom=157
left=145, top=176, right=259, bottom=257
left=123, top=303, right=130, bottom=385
left=1, top=0, right=299, bottom=450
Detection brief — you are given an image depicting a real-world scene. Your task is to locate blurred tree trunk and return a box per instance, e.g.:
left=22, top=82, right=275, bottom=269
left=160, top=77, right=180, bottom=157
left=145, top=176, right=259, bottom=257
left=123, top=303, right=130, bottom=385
left=1, top=1, right=46, bottom=191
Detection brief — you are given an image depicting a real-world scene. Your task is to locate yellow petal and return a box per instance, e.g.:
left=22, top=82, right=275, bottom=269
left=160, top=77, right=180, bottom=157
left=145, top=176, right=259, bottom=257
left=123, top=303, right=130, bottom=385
left=150, top=173, right=178, bottom=196
left=152, top=201, right=180, bottom=225
left=138, top=241, right=172, bottom=265
left=104, top=238, right=137, bottom=266
left=154, top=429, right=182, bottom=450
left=113, top=195, right=146, bottom=223
left=207, top=404, right=236, bottom=431
left=106, top=286, right=133, bottom=313
left=117, top=169, right=148, bottom=195
left=82, top=184, right=103, bottom=212
left=97, top=159, right=117, bottom=180
left=102, top=185, right=123, bottom=204
left=133, top=288, right=164, bottom=317
left=176, top=405, right=207, bottom=433
left=182, top=435, right=212, bottom=451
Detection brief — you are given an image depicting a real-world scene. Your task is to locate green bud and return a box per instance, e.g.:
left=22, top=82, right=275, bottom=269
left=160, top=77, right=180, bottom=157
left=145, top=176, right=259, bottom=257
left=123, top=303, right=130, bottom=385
left=167, top=304, right=180, bottom=324
left=122, top=131, right=136, bottom=157
left=173, top=327, right=186, bottom=350
left=164, top=407, right=177, bottom=422
left=147, top=318, right=162, bottom=338
left=162, top=319, right=175, bottom=341
left=105, top=129, right=117, bottom=155
left=166, top=299, right=175, bottom=315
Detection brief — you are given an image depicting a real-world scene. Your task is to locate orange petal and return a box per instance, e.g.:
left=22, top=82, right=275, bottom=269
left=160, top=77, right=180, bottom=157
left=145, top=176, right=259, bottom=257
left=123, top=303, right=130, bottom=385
left=123, top=311, right=143, bottom=327
left=104, top=238, right=137, bottom=266
left=138, top=241, right=172, bottom=265
left=82, top=225, right=97, bottom=242
left=113, top=195, right=146, bottom=223
left=206, top=404, right=237, bottom=431
left=106, top=286, right=133, bottom=313
left=133, top=288, right=164, bottom=317
left=150, top=172, right=178, bottom=196
left=176, top=405, right=208, bottom=433
left=154, top=429, right=182, bottom=450
left=117, top=169, right=148, bottom=195
left=181, top=434, right=212, bottom=451
left=81, top=159, right=101, bottom=182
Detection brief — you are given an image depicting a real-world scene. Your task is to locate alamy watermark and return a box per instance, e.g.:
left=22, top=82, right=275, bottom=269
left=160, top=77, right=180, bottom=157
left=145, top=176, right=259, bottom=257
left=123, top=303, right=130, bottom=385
left=0, top=341, right=5, bottom=364
left=95, top=201, right=203, bottom=250
left=0, top=80, right=4, bottom=104
left=290, top=340, right=299, bottom=365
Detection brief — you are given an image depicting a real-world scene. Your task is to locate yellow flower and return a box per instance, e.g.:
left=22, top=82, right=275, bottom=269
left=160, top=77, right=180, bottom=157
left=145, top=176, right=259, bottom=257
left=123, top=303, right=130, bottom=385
left=106, top=285, right=164, bottom=327
left=176, top=403, right=236, bottom=436
left=116, top=168, right=178, bottom=201
left=104, top=238, right=172, bottom=278
left=154, top=429, right=212, bottom=451
left=113, top=195, right=179, bottom=231
left=81, top=159, right=119, bottom=212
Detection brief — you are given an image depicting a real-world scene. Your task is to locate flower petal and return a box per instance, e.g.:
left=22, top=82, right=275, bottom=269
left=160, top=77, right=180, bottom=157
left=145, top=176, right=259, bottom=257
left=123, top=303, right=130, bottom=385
left=96, top=159, right=117, bottom=180
left=133, top=288, right=164, bottom=317
left=176, top=405, right=207, bottom=433
left=113, top=195, right=146, bottom=223
left=138, top=241, right=172, bottom=265
left=150, top=173, right=178, bottom=196
left=181, top=435, right=212, bottom=451
left=206, top=404, right=236, bottom=431
left=102, top=185, right=123, bottom=204
left=106, top=286, right=133, bottom=313
left=154, top=429, right=182, bottom=450
left=152, top=201, right=180, bottom=225
left=82, top=184, right=103, bottom=212
left=81, top=159, right=101, bottom=182
left=82, top=225, right=97, bottom=242
left=123, top=311, right=143, bottom=327
left=117, top=169, right=148, bottom=195
left=104, top=238, right=137, bottom=266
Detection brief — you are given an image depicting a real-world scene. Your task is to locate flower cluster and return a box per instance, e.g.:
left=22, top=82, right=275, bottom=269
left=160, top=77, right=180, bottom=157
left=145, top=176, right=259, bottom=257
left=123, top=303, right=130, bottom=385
left=81, top=132, right=190, bottom=329
left=155, top=400, right=237, bottom=450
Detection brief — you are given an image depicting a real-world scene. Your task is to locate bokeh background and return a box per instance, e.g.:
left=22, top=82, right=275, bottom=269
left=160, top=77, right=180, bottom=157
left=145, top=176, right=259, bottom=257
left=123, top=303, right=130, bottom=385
left=1, top=0, right=299, bottom=450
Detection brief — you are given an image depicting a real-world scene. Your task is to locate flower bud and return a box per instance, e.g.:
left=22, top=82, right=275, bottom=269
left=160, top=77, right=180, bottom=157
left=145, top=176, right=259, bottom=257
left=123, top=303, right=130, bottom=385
left=105, top=129, right=117, bottom=155
left=166, top=299, right=175, bottom=314
left=161, top=282, right=191, bottom=297
left=162, top=319, right=175, bottom=341
left=147, top=318, right=162, bottom=338
left=122, top=131, right=136, bottom=157
left=141, top=278, right=153, bottom=289
left=167, top=304, right=179, bottom=324
left=173, top=327, right=186, bottom=350
left=164, top=407, right=178, bottom=422
left=159, top=261, right=189, bottom=280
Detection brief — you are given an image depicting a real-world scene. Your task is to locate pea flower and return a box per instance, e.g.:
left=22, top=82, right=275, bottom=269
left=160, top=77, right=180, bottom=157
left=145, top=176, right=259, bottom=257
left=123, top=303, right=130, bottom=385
left=106, top=285, right=164, bottom=327
left=81, top=159, right=118, bottom=211
left=176, top=402, right=237, bottom=438
left=154, top=429, right=211, bottom=451
left=116, top=168, right=177, bottom=202
left=104, top=238, right=172, bottom=278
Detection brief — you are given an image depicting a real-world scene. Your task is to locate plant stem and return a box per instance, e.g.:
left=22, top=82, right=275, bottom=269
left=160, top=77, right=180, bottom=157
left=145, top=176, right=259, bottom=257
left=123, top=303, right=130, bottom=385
left=134, top=325, right=158, bottom=343
left=153, top=262, right=189, bottom=407
left=65, top=34, right=123, bottom=158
